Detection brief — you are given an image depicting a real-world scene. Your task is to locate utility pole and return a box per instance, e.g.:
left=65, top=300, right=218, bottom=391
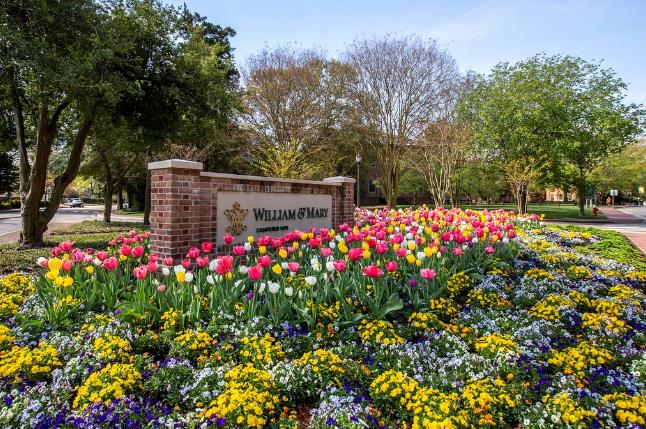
left=355, top=154, right=362, bottom=208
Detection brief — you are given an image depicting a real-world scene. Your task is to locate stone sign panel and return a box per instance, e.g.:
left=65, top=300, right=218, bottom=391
left=216, top=191, right=332, bottom=245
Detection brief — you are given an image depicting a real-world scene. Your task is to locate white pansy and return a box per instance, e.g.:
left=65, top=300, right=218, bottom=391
left=284, top=287, right=294, bottom=297
left=304, top=276, right=317, bottom=286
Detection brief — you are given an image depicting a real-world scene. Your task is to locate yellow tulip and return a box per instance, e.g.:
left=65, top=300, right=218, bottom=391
left=48, top=258, right=62, bottom=271
left=272, top=264, right=283, bottom=275
left=406, top=254, right=416, bottom=264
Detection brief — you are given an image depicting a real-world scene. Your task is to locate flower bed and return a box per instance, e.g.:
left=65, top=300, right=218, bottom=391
left=0, top=207, right=644, bottom=428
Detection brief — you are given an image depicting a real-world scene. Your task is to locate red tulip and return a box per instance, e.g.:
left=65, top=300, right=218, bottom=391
left=348, top=248, right=363, bottom=261
left=224, top=234, right=234, bottom=245
left=120, top=245, right=132, bottom=256
left=258, top=255, right=272, bottom=268
left=62, top=260, right=73, bottom=271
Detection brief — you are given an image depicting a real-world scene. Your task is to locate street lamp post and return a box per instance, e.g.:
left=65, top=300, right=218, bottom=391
left=355, top=154, right=362, bottom=208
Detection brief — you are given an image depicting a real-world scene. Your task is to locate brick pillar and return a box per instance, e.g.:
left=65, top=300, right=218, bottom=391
left=148, top=159, right=207, bottom=259
left=322, top=176, right=356, bottom=227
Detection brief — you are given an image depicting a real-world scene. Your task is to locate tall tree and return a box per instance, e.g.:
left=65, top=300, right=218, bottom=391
left=240, top=46, right=350, bottom=179
left=1, top=0, right=238, bottom=242
left=343, top=36, right=459, bottom=207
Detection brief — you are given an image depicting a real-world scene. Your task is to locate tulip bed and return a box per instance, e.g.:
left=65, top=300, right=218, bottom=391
left=1, top=207, right=645, bottom=429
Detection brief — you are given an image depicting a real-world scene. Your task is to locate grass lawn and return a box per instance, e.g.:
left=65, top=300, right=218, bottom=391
left=113, top=209, right=145, bottom=217
left=0, top=220, right=148, bottom=274
left=460, top=203, right=604, bottom=219
left=549, top=224, right=646, bottom=271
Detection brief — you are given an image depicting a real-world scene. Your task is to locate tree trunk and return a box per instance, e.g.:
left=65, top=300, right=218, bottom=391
left=577, top=186, right=585, bottom=217
left=117, top=186, right=124, bottom=210
left=103, top=181, right=113, bottom=223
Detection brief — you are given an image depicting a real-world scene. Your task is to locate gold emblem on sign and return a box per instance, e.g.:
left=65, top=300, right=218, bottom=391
left=224, top=201, right=249, bottom=236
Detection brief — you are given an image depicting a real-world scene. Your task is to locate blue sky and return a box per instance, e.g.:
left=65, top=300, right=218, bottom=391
left=171, top=0, right=645, bottom=104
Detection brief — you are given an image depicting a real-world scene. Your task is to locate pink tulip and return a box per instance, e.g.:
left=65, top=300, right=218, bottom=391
left=38, top=259, right=49, bottom=268
left=215, top=255, right=234, bottom=275
left=321, top=248, right=332, bottom=258
left=348, top=248, right=363, bottom=261
left=186, top=247, right=200, bottom=259
left=133, top=266, right=148, bottom=280
left=362, top=264, right=383, bottom=278
left=120, top=245, right=132, bottom=256
left=148, top=253, right=159, bottom=263
left=233, top=245, right=245, bottom=256
left=62, top=260, right=73, bottom=272
left=420, top=268, right=436, bottom=280
left=396, top=248, right=407, bottom=258
left=147, top=261, right=158, bottom=272
left=376, top=243, right=388, bottom=255
left=385, top=261, right=398, bottom=272
left=164, top=257, right=174, bottom=266
left=103, top=257, right=119, bottom=270
left=287, top=262, right=300, bottom=273
left=157, top=284, right=166, bottom=293
left=181, top=259, right=192, bottom=269
left=59, top=241, right=74, bottom=252
left=247, top=264, right=263, bottom=281
left=71, top=249, right=84, bottom=261
left=196, top=256, right=209, bottom=268
left=485, top=246, right=495, bottom=255
left=96, top=251, right=108, bottom=262
left=258, top=255, right=272, bottom=268
left=132, top=245, right=144, bottom=258
left=453, top=247, right=463, bottom=256
left=201, top=241, right=214, bottom=253
left=332, top=260, right=346, bottom=272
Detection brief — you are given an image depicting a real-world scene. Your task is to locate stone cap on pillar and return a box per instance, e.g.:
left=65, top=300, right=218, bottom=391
left=322, top=176, right=356, bottom=184
left=148, top=159, right=204, bottom=171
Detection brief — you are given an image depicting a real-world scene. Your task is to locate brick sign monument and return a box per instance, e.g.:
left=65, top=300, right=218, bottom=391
left=148, top=159, right=355, bottom=258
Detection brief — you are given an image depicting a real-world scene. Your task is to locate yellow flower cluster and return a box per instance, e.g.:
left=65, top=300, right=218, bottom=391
left=78, top=314, right=113, bottom=337
left=466, top=289, right=511, bottom=309
left=542, top=392, right=596, bottom=427
left=44, top=258, right=74, bottom=287
left=530, top=294, right=574, bottom=321
left=239, top=334, right=285, bottom=366
left=524, top=268, right=555, bottom=281
left=296, top=349, right=345, bottom=383
left=408, top=312, right=443, bottom=332
left=0, top=341, right=62, bottom=382
left=474, top=333, right=518, bottom=355
left=0, top=273, right=32, bottom=317
left=528, top=240, right=556, bottom=251
left=73, top=363, right=142, bottom=409
left=317, top=301, right=341, bottom=321
left=428, top=297, right=459, bottom=319
left=559, top=231, right=592, bottom=240
left=371, top=369, right=419, bottom=406
left=548, top=341, right=614, bottom=378
left=0, top=324, right=15, bottom=350
left=581, top=312, right=631, bottom=335
left=461, top=378, right=517, bottom=426
left=566, top=265, right=592, bottom=280
left=359, top=320, right=405, bottom=346
left=93, top=333, right=132, bottom=362
left=603, top=393, right=646, bottom=426
left=53, top=294, right=81, bottom=311
left=174, top=328, right=215, bottom=352
left=624, top=271, right=646, bottom=283
left=446, top=272, right=475, bottom=298
left=591, top=299, right=623, bottom=317
left=161, top=308, right=178, bottom=331
left=609, top=284, right=643, bottom=302
left=568, top=290, right=592, bottom=309
left=200, top=364, right=280, bottom=429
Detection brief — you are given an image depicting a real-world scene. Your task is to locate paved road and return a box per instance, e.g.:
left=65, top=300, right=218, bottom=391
left=0, top=205, right=141, bottom=240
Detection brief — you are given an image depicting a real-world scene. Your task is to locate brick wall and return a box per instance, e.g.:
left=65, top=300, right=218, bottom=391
left=148, top=160, right=355, bottom=258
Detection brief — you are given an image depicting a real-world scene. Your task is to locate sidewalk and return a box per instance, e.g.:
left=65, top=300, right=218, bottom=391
left=598, top=206, right=645, bottom=224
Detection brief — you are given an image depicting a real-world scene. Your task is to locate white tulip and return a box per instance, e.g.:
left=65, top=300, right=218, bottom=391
left=326, top=261, right=335, bottom=272
left=258, top=283, right=266, bottom=294
left=162, top=267, right=170, bottom=277
left=281, top=262, right=289, bottom=270
left=209, top=259, right=219, bottom=271
left=304, top=276, right=317, bottom=286
left=206, top=275, right=215, bottom=285
left=238, top=265, right=248, bottom=274
left=462, top=244, right=468, bottom=250
left=268, top=281, right=280, bottom=294
left=473, top=237, right=479, bottom=243
left=503, top=237, right=509, bottom=244
left=94, top=258, right=102, bottom=266
left=185, top=272, right=194, bottom=283
left=37, top=257, right=47, bottom=266
left=416, top=251, right=425, bottom=261
left=173, top=265, right=185, bottom=273
left=284, top=287, right=294, bottom=297
left=437, top=252, right=442, bottom=258
left=329, top=241, right=336, bottom=249
left=406, top=232, right=413, bottom=240
left=244, top=242, right=252, bottom=252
